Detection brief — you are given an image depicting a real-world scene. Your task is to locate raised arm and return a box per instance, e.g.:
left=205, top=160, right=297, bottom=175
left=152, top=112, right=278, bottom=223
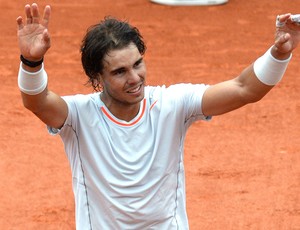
left=202, top=13, right=300, bottom=116
left=17, top=3, right=68, bottom=129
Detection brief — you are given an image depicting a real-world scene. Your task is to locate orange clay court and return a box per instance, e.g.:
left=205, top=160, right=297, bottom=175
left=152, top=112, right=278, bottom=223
left=0, top=0, right=299, bottom=229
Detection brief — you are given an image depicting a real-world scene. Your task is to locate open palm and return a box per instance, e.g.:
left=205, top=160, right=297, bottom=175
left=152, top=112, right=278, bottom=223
left=17, top=4, right=51, bottom=61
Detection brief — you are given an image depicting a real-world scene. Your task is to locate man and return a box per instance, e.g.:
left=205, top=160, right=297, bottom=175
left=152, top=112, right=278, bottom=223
left=150, top=0, right=228, bottom=6
left=16, top=3, right=300, bottom=230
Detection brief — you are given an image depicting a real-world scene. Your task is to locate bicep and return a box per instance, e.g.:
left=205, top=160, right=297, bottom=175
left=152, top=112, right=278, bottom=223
left=201, top=79, right=245, bottom=116
left=21, top=89, right=68, bottom=129
left=201, top=65, right=273, bottom=116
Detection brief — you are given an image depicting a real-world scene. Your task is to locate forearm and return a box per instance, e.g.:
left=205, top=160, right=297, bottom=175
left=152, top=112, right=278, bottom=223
left=20, top=87, right=49, bottom=113
left=18, top=63, right=55, bottom=116
left=237, top=45, right=291, bottom=102
left=202, top=48, right=289, bottom=117
left=18, top=62, right=68, bottom=128
left=237, top=64, right=273, bottom=104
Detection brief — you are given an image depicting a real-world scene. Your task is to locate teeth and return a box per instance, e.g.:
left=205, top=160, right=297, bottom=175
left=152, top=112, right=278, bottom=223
left=128, top=85, right=140, bottom=93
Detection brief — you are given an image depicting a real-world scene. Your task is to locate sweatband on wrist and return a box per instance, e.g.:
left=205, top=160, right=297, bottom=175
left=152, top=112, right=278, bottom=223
left=253, top=47, right=292, bottom=86
left=18, top=62, right=48, bottom=95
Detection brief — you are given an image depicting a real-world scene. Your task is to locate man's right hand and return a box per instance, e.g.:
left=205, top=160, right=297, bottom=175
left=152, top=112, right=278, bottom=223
left=16, top=3, right=51, bottom=62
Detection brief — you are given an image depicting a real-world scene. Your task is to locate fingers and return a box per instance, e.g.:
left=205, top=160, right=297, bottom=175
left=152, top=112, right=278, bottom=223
left=42, top=29, right=51, bottom=45
left=275, top=33, right=290, bottom=46
left=31, top=3, right=40, bottom=24
left=25, top=4, right=32, bottom=24
left=274, top=33, right=292, bottom=54
left=41, top=5, right=51, bottom=28
left=25, top=3, right=39, bottom=24
left=22, top=3, right=50, bottom=27
left=16, top=16, right=24, bottom=30
left=276, top=13, right=291, bottom=28
left=276, top=13, right=300, bottom=29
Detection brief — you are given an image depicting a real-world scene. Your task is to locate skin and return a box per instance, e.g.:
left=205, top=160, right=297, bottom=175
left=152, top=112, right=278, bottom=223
left=100, top=44, right=146, bottom=121
left=16, top=3, right=300, bottom=130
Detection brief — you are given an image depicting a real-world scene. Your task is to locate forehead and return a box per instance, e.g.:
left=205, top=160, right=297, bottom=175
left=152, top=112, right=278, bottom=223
left=103, top=43, right=141, bottom=70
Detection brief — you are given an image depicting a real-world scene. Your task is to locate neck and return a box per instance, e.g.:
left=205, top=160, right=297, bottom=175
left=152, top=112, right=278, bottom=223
left=100, top=94, right=141, bottom=122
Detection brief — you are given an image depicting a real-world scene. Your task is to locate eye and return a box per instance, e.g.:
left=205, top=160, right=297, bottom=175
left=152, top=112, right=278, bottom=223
left=134, top=58, right=143, bottom=68
left=113, top=68, right=125, bottom=76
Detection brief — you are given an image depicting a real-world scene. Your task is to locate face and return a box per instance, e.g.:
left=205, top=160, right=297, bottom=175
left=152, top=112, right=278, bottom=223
left=100, top=43, right=146, bottom=110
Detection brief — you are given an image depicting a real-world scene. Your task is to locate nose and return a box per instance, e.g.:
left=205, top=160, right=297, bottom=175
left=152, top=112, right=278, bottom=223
left=127, top=69, right=141, bottom=84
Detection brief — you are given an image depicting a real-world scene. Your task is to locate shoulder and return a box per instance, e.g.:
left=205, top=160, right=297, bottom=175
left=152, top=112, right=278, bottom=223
left=62, top=92, right=100, bottom=104
left=145, top=84, right=209, bottom=99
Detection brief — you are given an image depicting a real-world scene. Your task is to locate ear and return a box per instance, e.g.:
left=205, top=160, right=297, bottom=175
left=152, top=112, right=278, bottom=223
left=98, top=74, right=104, bottom=91
left=98, top=74, right=103, bottom=87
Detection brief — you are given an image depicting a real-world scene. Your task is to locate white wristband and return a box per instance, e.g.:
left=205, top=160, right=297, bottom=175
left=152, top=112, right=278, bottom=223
left=253, top=46, right=292, bottom=86
left=18, top=62, right=48, bottom=95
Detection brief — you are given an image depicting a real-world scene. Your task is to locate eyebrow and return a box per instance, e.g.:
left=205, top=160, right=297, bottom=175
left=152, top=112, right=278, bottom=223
left=111, top=66, right=125, bottom=75
left=135, top=57, right=143, bottom=65
left=110, top=57, right=144, bottom=74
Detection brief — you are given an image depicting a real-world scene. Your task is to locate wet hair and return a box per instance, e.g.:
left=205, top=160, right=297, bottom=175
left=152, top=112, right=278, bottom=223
left=80, top=16, right=146, bottom=91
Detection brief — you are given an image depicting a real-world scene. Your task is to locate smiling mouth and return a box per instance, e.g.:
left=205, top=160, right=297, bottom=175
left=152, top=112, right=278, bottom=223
left=127, top=84, right=142, bottom=93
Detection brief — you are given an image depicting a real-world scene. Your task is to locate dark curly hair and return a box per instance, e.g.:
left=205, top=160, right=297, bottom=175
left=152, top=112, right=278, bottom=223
left=80, top=16, right=147, bottom=92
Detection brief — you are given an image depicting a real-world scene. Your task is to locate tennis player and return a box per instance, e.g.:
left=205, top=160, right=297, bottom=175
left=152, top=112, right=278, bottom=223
left=17, top=3, right=300, bottom=229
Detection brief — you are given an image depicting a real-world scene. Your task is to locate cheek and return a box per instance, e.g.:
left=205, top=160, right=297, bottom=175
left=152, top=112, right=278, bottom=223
left=103, top=79, right=125, bottom=93
left=138, top=67, right=147, bottom=79
left=141, top=63, right=147, bottom=73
